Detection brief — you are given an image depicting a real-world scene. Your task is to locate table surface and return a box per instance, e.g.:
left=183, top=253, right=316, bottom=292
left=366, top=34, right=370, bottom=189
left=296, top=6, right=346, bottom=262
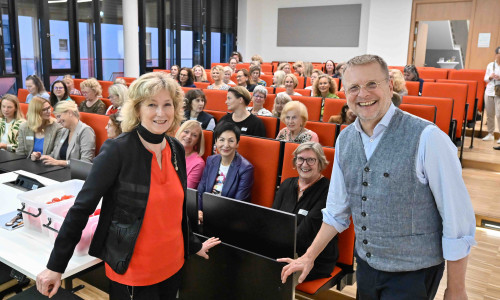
left=0, top=150, right=26, bottom=163
left=0, top=170, right=101, bottom=280
left=0, top=159, right=65, bottom=175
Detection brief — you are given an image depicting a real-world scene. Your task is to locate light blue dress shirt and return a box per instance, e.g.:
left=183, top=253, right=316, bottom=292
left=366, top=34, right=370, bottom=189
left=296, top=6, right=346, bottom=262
left=322, top=104, right=476, bottom=261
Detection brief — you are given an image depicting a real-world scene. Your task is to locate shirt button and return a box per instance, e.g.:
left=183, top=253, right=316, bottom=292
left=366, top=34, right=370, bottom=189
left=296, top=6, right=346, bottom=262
left=364, top=167, right=370, bottom=172
left=362, top=196, right=367, bottom=201
left=366, top=252, right=371, bottom=258
left=361, top=212, right=366, bottom=217
left=362, top=226, right=367, bottom=231
left=384, top=173, right=390, bottom=177
left=363, top=239, right=368, bottom=244
left=369, top=139, right=374, bottom=142
left=362, top=182, right=368, bottom=186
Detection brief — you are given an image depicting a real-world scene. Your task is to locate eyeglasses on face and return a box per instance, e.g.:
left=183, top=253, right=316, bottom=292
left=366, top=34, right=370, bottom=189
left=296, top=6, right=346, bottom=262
left=296, top=156, right=317, bottom=165
left=54, top=86, right=64, bottom=90
left=345, top=79, right=388, bottom=96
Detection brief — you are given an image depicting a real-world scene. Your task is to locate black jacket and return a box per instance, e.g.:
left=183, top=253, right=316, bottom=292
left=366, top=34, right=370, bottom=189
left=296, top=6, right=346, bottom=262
left=47, top=129, right=202, bottom=274
left=183, top=110, right=215, bottom=130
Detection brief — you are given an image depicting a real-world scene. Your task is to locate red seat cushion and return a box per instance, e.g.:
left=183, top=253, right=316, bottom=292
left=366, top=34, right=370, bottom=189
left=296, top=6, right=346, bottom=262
left=296, top=266, right=343, bottom=294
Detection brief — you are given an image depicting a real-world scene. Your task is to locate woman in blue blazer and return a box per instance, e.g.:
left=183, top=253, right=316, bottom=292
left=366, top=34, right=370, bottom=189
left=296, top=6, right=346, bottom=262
left=197, top=122, right=254, bottom=223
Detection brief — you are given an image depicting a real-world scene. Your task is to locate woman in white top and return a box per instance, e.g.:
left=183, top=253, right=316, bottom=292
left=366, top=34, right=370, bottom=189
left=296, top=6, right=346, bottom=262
left=223, top=66, right=236, bottom=85
left=207, top=65, right=230, bottom=90
left=248, top=86, right=272, bottom=116
left=278, top=73, right=301, bottom=96
left=483, top=46, right=500, bottom=144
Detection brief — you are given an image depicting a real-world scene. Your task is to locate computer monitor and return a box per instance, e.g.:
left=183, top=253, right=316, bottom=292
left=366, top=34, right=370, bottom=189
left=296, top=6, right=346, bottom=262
left=202, top=193, right=296, bottom=260
left=70, top=159, right=92, bottom=180
left=186, top=188, right=199, bottom=231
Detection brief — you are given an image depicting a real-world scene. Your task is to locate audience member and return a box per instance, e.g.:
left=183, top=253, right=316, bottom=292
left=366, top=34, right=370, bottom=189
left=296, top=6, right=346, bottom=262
left=184, top=89, right=215, bottom=130
left=303, top=62, right=313, bottom=77
left=404, top=65, right=424, bottom=95
left=236, top=69, right=256, bottom=92
left=278, top=62, right=291, bottom=74
left=49, top=80, right=72, bottom=107
left=106, top=83, right=128, bottom=115
left=223, top=66, right=236, bottom=85
left=272, top=70, right=286, bottom=88
left=272, top=93, right=292, bottom=118
left=179, top=68, right=196, bottom=88
left=229, top=57, right=238, bottom=73
left=293, top=61, right=305, bottom=77
left=25, top=75, right=49, bottom=103
left=207, top=65, right=230, bottom=90
left=113, top=78, right=127, bottom=86
left=390, top=69, right=408, bottom=97
left=249, top=65, right=266, bottom=86
left=106, top=113, right=122, bottom=139
left=272, top=142, right=338, bottom=281
left=169, top=65, right=180, bottom=82
left=313, top=75, right=339, bottom=99
left=175, top=120, right=206, bottom=189
left=79, top=78, right=106, bottom=114
left=0, top=94, right=25, bottom=152
left=333, top=62, right=346, bottom=79
left=193, top=65, right=208, bottom=82
left=328, top=103, right=357, bottom=125
left=391, top=92, right=402, bottom=107
left=483, top=46, right=500, bottom=144
left=279, top=74, right=302, bottom=96
left=41, top=101, right=96, bottom=166
left=16, top=97, right=61, bottom=159
left=251, top=54, right=264, bottom=65
left=305, top=70, right=323, bottom=95
left=219, top=86, right=266, bottom=137
left=63, top=75, right=82, bottom=96
left=324, top=60, right=335, bottom=77
left=248, top=86, right=272, bottom=116
left=197, top=122, right=254, bottom=222
left=231, top=51, right=243, bottom=63
left=276, top=101, right=319, bottom=143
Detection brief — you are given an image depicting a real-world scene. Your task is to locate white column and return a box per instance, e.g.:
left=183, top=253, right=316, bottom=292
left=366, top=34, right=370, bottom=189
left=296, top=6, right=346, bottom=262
left=123, top=0, right=140, bottom=77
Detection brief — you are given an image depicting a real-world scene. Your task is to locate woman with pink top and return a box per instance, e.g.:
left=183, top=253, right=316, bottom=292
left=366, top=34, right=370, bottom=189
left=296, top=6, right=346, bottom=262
left=176, top=120, right=206, bottom=189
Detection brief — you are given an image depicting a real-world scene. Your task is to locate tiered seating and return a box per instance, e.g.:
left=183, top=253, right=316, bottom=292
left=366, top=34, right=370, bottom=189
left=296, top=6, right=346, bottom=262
left=257, top=116, right=279, bottom=139
left=448, top=69, right=486, bottom=113
left=17, top=89, right=29, bottom=102
left=202, top=130, right=214, bottom=161
left=419, top=68, right=449, bottom=80
left=289, top=96, right=322, bottom=121
left=79, top=112, right=109, bottom=155
left=280, top=142, right=335, bottom=181
left=322, top=98, right=347, bottom=122
left=437, top=79, right=477, bottom=124
left=204, top=89, right=228, bottom=111
left=204, top=109, right=227, bottom=122
left=399, top=103, right=436, bottom=123
left=405, top=81, right=421, bottom=96
left=194, top=82, right=211, bottom=89
left=19, top=103, right=28, bottom=116
left=402, top=96, right=454, bottom=136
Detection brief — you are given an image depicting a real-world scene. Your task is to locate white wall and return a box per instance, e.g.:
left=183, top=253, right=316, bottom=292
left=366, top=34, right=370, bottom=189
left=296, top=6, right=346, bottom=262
left=237, top=0, right=412, bottom=66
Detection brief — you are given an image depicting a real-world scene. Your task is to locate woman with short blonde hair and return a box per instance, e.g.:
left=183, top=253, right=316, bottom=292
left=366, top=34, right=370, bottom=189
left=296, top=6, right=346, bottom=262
left=389, top=69, right=408, bottom=97
left=223, top=66, right=236, bottom=85
left=207, top=65, right=230, bottom=90
left=278, top=62, right=291, bottom=74
left=272, top=70, right=286, bottom=88
left=176, top=120, right=206, bottom=189
left=63, top=75, right=81, bottom=96
left=276, top=101, right=319, bottom=144
left=106, top=83, right=128, bottom=115
left=272, top=92, right=291, bottom=117
left=79, top=78, right=106, bottom=114
left=0, top=94, right=25, bottom=152
left=251, top=54, right=263, bottom=64
left=279, top=73, right=301, bottom=96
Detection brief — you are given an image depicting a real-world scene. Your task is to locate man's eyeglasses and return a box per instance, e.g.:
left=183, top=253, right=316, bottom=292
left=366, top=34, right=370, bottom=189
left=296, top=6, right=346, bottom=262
left=296, top=156, right=317, bottom=165
left=345, top=79, right=388, bottom=96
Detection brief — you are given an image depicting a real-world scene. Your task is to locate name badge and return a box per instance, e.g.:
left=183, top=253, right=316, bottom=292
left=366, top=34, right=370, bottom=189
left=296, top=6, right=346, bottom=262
left=26, top=136, right=34, bottom=141
left=298, top=209, right=308, bottom=216
left=241, top=127, right=248, bottom=132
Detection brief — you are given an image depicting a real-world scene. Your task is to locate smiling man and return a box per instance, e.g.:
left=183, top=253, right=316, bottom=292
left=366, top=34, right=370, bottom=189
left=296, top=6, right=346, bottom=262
left=278, top=54, right=476, bottom=300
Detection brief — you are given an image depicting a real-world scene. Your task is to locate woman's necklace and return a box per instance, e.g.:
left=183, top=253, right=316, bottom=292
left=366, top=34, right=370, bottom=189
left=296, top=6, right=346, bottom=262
left=289, top=128, right=304, bottom=141
left=298, top=174, right=323, bottom=193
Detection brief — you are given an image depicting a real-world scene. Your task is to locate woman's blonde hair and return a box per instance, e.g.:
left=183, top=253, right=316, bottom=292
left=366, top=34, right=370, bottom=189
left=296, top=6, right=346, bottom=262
left=193, top=65, right=208, bottom=82
left=1, top=94, right=25, bottom=121
left=54, top=100, right=79, bottom=119
left=389, top=69, right=408, bottom=94
left=272, top=93, right=292, bottom=117
left=313, top=74, right=337, bottom=97
left=285, top=73, right=299, bottom=89
left=293, top=61, right=304, bottom=74
left=273, top=70, right=286, bottom=87
left=280, top=101, right=308, bottom=128
left=303, top=62, right=313, bottom=77
left=278, top=62, right=290, bottom=72
left=175, top=120, right=205, bottom=156
left=251, top=54, right=263, bottom=64
left=292, top=141, right=329, bottom=172
left=27, top=96, right=54, bottom=132
left=211, top=65, right=225, bottom=80
left=121, top=72, right=184, bottom=133
left=80, top=78, right=103, bottom=96
left=108, top=83, right=128, bottom=107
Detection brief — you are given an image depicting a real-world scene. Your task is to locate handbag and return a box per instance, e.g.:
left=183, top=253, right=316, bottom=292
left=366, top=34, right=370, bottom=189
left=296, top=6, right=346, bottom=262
left=494, top=63, right=500, bottom=97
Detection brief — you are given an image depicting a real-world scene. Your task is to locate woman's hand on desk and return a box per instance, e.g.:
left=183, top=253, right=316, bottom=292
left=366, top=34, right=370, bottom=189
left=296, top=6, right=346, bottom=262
left=30, top=151, right=41, bottom=161
left=196, top=237, right=221, bottom=259
left=40, top=155, right=65, bottom=166
left=36, top=269, right=62, bottom=298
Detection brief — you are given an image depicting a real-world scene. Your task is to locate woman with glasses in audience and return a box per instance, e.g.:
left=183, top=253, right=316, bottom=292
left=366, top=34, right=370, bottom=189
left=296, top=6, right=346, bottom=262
left=220, top=86, right=266, bottom=137
left=278, top=62, right=291, bottom=74
left=390, top=69, right=408, bottom=97
left=278, top=74, right=302, bottom=96
left=193, top=65, right=208, bottom=83
left=272, top=70, right=286, bottom=88
left=197, top=122, right=254, bottom=223
left=106, top=113, right=122, bottom=139
left=272, top=141, right=338, bottom=281
left=179, top=68, right=196, bottom=88
left=236, top=69, right=256, bottom=92
left=25, top=75, right=50, bottom=104
left=176, top=120, right=206, bottom=189
left=17, top=97, right=61, bottom=159
left=276, top=101, right=318, bottom=144
left=403, top=65, right=424, bottom=96
left=272, top=93, right=292, bottom=118
left=63, top=75, right=82, bottom=96
left=49, top=80, right=72, bottom=107
left=79, top=78, right=106, bottom=115
left=248, top=86, right=272, bottom=116
left=184, top=89, right=216, bottom=130
left=249, top=65, right=267, bottom=87
left=207, top=65, right=230, bottom=90
left=0, top=94, right=25, bottom=152
left=41, top=101, right=95, bottom=166
left=106, top=83, right=128, bottom=115
left=324, top=60, right=335, bottom=77
left=223, top=66, right=236, bottom=86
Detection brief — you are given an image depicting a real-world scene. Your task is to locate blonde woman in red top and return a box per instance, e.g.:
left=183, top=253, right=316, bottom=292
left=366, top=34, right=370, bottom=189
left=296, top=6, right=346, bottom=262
left=36, top=72, right=220, bottom=299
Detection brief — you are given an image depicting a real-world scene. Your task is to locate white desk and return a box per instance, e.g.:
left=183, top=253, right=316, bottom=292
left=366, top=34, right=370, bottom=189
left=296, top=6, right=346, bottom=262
left=0, top=170, right=101, bottom=281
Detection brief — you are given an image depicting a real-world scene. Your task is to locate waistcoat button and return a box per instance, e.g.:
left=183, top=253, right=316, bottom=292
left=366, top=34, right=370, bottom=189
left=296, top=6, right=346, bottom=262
left=361, top=212, right=366, bottom=217
left=362, top=196, right=367, bottom=201
left=366, top=252, right=371, bottom=258
left=364, top=167, right=370, bottom=172
left=362, top=182, right=368, bottom=186
left=363, top=239, right=368, bottom=244
left=362, top=226, right=366, bottom=231
left=384, top=172, right=389, bottom=177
